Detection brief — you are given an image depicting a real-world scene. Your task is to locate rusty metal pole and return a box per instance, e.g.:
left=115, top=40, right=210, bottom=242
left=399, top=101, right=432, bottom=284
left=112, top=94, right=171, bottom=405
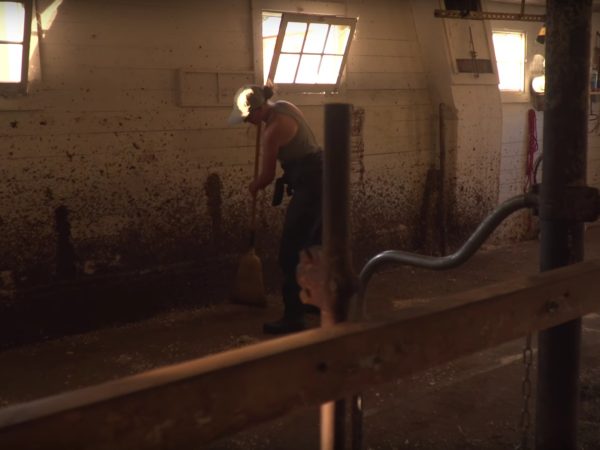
left=321, top=103, right=357, bottom=450
left=536, top=1, right=591, bottom=449
left=438, top=103, right=448, bottom=256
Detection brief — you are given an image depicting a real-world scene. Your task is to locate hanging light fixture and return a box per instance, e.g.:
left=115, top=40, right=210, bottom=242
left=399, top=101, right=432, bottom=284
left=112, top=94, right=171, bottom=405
left=536, top=25, right=546, bottom=44
left=531, top=75, right=545, bottom=94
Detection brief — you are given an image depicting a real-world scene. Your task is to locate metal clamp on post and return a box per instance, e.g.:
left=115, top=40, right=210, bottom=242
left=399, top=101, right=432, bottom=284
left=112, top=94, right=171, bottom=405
left=533, top=184, right=600, bottom=222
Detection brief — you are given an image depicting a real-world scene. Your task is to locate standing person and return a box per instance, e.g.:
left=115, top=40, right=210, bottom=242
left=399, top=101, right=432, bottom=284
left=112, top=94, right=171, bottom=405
left=228, top=82, right=322, bottom=334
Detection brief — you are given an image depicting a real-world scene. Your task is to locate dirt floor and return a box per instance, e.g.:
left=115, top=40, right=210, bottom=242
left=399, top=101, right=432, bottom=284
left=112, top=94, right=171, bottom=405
left=2, top=226, right=600, bottom=449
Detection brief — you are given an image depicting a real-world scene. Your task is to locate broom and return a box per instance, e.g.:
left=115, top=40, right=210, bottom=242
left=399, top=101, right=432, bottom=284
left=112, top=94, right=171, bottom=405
left=231, top=122, right=267, bottom=306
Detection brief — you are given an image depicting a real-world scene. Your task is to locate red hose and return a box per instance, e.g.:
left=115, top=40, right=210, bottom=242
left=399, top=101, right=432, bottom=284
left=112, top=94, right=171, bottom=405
left=524, top=109, right=538, bottom=192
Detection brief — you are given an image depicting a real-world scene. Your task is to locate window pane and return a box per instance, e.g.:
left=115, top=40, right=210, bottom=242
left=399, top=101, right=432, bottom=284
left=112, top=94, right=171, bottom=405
left=267, top=14, right=355, bottom=87
left=0, top=43, right=23, bottom=82
left=274, top=53, right=300, bottom=83
left=262, top=12, right=282, bottom=83
left=281, top=22, right=307, bottom=53
left=303, top=23, right=328, bottom=54
left=262, top=13, right=281, bottom=38
left=498, top=62, right=524, bottom=91
left=263, top=36, right=277, bottom=83
left=296, top=54, right=321, bottom=83
left=318, top=55, right=343, bottom=84
left=324, top=25, right=351, bottom=55
left=0, top=2, right=25, bottom=42
left=492, top=31, right=525, bottom=92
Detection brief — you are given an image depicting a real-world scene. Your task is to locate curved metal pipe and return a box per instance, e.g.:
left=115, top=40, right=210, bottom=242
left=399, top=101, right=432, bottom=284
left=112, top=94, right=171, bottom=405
left=355, top=193, right=539, bottom=317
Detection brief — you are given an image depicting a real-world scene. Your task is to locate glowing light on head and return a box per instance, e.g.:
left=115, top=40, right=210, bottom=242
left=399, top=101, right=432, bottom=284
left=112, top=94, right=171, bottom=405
left=235, top=87, right=254, bottom=119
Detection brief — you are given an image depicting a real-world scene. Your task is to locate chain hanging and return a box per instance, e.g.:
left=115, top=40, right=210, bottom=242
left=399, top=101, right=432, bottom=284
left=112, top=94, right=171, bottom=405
left=517, top=333, right=534, bottom=449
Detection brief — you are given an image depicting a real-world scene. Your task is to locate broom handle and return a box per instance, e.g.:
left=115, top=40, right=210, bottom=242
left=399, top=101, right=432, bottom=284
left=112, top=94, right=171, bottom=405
left=250, top=122, right=262, bottom=244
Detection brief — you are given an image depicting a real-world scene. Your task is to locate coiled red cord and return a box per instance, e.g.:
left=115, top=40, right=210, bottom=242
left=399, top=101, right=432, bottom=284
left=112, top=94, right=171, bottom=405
left=524, top=109, right=538, bottom=192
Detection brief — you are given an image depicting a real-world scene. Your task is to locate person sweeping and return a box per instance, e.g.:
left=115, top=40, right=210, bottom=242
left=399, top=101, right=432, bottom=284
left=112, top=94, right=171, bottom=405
left=228, top=82, right=323, bottom=334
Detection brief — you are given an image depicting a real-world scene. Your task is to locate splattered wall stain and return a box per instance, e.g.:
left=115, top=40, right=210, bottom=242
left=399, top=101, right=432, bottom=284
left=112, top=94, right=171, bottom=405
left=351, top=107, right=366, bottom=184
left=204, top=173, right=223, bottom=245
left=55, top=205, right=76, bottom=280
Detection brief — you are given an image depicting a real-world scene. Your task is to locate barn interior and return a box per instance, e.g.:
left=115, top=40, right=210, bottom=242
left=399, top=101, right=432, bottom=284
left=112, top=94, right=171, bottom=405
left=1, top=0, right=600, bottom=448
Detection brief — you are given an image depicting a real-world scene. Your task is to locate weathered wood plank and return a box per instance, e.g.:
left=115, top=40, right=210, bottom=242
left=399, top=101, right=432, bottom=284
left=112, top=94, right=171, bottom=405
left=39, top=42, right=253, bottom=72
left=40, top=66, right=175, bottom=91
left=229, top=90, right=435, bottom=110
left=0, top=108, right=240, bottom=136
left=348, top=3, right=416, bottom=41
left=0, top=127, right=255, bottom=158
left=366, top=104, right=434, bottom=123
left=347, top=55, right=424, bottom=74
left=46, top=0, right=250, bottom=33
left=0, top=88, right=177, bottom=111
left=1, top=260, right=599, bottom=449
left=359, top=154, right=433, bottom=189
left=346, top=72, right=429, bottom=91
left=351, top=39, right=419, bottom=58
left=362, top=127, right=434, bottom=155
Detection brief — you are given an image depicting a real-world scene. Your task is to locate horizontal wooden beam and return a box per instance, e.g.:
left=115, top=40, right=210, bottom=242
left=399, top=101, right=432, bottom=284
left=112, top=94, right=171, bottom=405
left=1, top=260, right=600, bottom=449
left=434, top=9, right=546, bottom=22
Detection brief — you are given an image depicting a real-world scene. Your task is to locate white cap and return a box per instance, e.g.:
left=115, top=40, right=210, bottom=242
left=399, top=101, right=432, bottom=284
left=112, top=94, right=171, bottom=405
left=227, top=85, right=266, bottom=125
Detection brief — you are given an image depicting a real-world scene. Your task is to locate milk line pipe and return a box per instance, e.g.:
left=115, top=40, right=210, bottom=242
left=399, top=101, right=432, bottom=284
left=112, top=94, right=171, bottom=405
left=349, top=192, right=538, bottom=450
left=354, top=193, right=539, bottom=319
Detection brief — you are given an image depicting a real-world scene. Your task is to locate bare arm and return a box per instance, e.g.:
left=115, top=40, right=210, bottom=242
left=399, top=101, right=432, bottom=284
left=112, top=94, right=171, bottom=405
left=249, top=113, right=298, bottom=194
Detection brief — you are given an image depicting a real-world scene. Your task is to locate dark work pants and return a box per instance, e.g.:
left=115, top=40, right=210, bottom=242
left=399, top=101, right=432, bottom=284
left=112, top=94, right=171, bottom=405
left=278, top=184, right=322, bottom=319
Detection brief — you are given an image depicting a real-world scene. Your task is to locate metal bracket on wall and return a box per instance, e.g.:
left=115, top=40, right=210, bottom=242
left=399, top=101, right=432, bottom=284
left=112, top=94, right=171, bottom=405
left=533, top=184, right=600, bottom=222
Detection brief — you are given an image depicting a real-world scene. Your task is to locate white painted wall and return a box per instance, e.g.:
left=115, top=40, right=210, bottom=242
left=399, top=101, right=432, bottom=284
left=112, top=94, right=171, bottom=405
left=0, top=0, right=436, bottom=284
left=488, top=2, right=600, bottom=241
left=412, top=0, right=503, bottom=246
left=8, top=0, right=596, bottom=289
left=486, top=1, right=546, bottom=241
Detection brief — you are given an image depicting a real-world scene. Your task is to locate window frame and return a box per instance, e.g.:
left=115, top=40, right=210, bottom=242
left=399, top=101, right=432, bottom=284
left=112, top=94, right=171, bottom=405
left=0, top=0, right=33, bottom=95
left=266, top=12, right=356, bottom=93
left=492, top=28, right=528, bottom=102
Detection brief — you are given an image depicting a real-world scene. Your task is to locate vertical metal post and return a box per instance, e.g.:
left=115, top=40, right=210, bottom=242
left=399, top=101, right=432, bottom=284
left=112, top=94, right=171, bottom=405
left=321, top=103, right=356, bottom=450
left=536, top=1, right=591, bottom=449
left=20, top=0, right=33, bottom=93
left=438, top=103, right=448, bottom=256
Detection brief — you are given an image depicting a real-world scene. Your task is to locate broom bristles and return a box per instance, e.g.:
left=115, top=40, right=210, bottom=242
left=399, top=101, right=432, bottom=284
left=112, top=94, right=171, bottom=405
left=231, top=247, right=267, bottom=306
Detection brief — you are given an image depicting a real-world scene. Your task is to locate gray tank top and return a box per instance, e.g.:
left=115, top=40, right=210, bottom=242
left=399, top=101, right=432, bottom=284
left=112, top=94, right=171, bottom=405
left=272, top=101, right=321, bottom=165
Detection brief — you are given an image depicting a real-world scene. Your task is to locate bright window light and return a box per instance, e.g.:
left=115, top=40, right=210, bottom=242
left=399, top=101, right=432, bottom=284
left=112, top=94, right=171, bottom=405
left=0, top=44, right=22, bottom=82
left=492, top=30, right=526, bottom=92
left=262, top=12, right=356, bottom=90
left=262, top=11, right=281, bottom=84
left=0, top=1, right=26, bottom=83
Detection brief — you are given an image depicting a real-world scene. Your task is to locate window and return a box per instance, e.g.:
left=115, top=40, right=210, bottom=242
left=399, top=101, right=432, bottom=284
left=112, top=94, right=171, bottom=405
left=262, top=12, right=356, bottom=91
left=0, top=1, right=33, bottom=94
left=492, top=30, right=526, bottom=92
